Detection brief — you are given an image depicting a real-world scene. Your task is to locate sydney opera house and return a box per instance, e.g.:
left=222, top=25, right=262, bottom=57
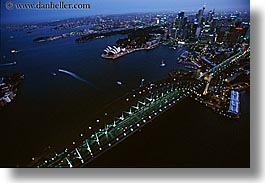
left=103, top=46, right=126, bottom=56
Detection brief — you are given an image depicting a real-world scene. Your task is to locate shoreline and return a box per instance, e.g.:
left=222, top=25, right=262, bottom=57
left=101, top=43, right=159, bottom=60
left=0, top=73, right=24, bottom=109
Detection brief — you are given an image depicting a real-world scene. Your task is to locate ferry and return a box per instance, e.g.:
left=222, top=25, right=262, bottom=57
left=116, top=81, right=123, bottom=86
left=160, top=60, right=166, bottom=67
left=10, top=49, right=19, bottom=54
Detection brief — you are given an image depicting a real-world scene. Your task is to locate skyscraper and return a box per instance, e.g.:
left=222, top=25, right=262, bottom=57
left=207, top=10, right=214, bottom=22
left=226, top=25, right=248, bottom=46
left=197, top=4, right=206, bottom=24
left=178, top=11, right=185, bottom=20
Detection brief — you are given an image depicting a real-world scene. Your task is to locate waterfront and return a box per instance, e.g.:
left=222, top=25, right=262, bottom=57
left=0, top=27, right=184, bottom=166
left=0, top=26, right=249, bottom=167
left=89, top=92, right=250, bottom=168
left=101, top=44, right=159, bottom=60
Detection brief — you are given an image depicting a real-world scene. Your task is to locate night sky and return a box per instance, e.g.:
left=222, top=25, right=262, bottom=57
left=1, top=0, right=250, bottom=24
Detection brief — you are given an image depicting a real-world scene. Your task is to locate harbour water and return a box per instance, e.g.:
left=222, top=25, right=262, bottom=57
left=0, top=27, right=249, bottom=167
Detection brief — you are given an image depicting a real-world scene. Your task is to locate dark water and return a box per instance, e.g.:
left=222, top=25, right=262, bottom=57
left=89, top=93, right=250, bottom=168
left=0, top=27, right=249, bottom=167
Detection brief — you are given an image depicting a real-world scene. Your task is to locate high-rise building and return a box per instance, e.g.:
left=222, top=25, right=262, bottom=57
left=195, top=26, right=202, bottom=38
left=173, top=17, right=178, bottom=28
left=216, top=27, right=226, bottom=43
left=190, top=22, right=199, bottom=38
left=210, top=17, right=219, bottom=33
left=156, top=18, right=160, bottom=25
left=174, top=11, right=185, bottom=27
left=178, top=11, right=185, bottom=20
left=226, top=25, right=248, bottom=46
left=197, top=4, right=206, bottom=24
left=197, top=9, right=203, bottom=23
left=173, top=11, right=185, bottom=39
left=207, top=10, right=214, bottom=22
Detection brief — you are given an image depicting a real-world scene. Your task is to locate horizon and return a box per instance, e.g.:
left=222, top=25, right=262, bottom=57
left=2, top=9, right=250, bottom=26
left=1, top=0, right=250, bottom=24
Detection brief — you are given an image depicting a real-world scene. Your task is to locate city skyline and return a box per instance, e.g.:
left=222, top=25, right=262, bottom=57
left=1, top=0, right=250, bottom=24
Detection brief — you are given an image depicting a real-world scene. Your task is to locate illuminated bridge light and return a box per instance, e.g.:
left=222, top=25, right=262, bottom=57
left=126, top=98, right=129, bottom=102
left=116, top=138, right=119, bottom=141
left=124, top=133, right=127, bottom=136
left=88, top=126, right=92, bottom=130
left=99, top=148, right=102, bottom=151
left=137, top=124, right=140, bottom=127
left=108, top=143, right=112, bottom=147
left=96, top=119, right=100, bottom=123
left=133, top=95, right=136, bottom=98
left=80, top=133, right=84, bottom=137
left=148, top=116, right=152, bottom=119
left=130, top=128, right=134, bottom=132
left=72, top=141, right=76, bottom=145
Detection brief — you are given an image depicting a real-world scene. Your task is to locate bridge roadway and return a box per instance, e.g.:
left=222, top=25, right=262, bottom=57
left=35, top=49, right=250, bottom=168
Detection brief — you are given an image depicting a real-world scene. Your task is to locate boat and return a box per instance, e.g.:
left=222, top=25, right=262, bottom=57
left=51, top=72, right=57, bottom=76
left=116, top=81, right=123, bottom=86
left=160, top=60, right=166, bottom=67
left=10, top=49, right=19, bottom=54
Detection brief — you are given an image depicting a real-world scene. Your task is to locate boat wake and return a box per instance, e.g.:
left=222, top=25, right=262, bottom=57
left=0, top=62, right=16, bottom=67
left=58, top=68, right=96, bottom=88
